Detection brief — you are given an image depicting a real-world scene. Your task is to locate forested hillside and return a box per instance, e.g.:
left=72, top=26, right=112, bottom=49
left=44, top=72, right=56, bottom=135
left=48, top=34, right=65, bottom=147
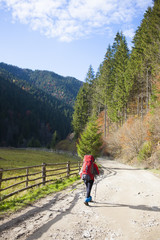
left=0, top=64, right=82, bottom=147
left=0, top=63, right=83, bottom=107
left=73, top=0, right=160, bottom=168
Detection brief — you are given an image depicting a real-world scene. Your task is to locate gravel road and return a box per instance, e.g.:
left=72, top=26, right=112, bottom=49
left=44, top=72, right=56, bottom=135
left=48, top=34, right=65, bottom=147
left=0, top=158, right=160, bottom=240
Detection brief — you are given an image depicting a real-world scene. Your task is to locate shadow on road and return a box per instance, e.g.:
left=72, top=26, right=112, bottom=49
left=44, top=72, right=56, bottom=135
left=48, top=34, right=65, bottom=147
left=0, top=181, right=83, bottom=234
left=26, top=192, right=80, bottom=240
left=90, top=202, right=160, bottom=212
left=0, top=193, right=61, bottom=233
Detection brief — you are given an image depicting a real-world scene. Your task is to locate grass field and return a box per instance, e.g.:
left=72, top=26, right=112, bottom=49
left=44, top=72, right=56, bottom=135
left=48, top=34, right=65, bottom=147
left=0, top=148, right=79, bottom=169
left=0, top=148, right=81, bottom=216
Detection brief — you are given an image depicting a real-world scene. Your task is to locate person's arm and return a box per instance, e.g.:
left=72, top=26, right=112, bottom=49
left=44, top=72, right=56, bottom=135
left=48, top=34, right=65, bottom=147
left=94, top=163, right=99, bottom=175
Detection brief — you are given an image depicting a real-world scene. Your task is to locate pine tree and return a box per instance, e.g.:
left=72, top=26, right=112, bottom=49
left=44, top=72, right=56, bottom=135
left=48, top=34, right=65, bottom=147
left=85, top=65, right=95, bottom=117
left=72, top=66, right=95, bottom=137
left=72, top=84, right=90, bottom=137
left=91, top=63, right=104, bottom=115
left=85, top=65, right=95, bottom=84
left=97, top=45, right=113, bottom=105
left=50, top=130, right=59, bottom=149
left=111, top=32, right=129, bottom=123
left=77, top=117, right=103, bottom=159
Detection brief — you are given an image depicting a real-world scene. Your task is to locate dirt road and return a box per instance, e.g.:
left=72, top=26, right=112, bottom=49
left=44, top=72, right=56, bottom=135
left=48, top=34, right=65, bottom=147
left=0, top=158, right=160, bottom=240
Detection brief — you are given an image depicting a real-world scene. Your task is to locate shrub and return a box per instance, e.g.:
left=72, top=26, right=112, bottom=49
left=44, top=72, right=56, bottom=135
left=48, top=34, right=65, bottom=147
left=27, top=138, right=41, bottom=147
left=149, top=150, right=160, bottom=169
left=137, top=141, right=152, bottom=161
left=106, top=118, right=148, bottom=159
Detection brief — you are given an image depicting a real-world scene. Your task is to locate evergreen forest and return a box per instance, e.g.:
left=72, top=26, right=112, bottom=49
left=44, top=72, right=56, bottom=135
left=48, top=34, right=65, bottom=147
left=0, top=63, right=82, bottom=147
left=73, top=0, right=160, bottom=167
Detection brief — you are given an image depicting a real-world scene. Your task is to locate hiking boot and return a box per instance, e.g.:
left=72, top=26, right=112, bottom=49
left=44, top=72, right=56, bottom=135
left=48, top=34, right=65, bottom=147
left=88, top=196, right=92, bottom=202
left=84, top=201, right=89, bottom=206
left=84, top=197, right=90, bottom=206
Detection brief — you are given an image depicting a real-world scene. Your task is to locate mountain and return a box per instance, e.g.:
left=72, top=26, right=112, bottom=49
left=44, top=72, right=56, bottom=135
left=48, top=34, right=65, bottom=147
left=0, top=62, right=83, bottom=107
left=0, top=63, right=83, bottom=147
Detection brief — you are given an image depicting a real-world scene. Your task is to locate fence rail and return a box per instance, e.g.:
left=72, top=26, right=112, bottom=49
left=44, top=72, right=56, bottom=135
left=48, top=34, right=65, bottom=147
left=0, top=161, right=81, bottom=201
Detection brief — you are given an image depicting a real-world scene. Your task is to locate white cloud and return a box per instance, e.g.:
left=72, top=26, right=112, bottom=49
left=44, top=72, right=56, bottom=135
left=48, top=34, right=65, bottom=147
left=123, top=28, right=135, bottom=39
left=135, top=0, right=153, bottom=9
left=0, top=0, right=153, bottom=41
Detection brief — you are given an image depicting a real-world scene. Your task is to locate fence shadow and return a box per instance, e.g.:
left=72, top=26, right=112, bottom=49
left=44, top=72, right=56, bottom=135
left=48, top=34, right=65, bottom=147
left=0, top=192, right=61, bottom=232
left=0, top=181, right=84, bottom=234
left=26, top=192, right=80, bottom=240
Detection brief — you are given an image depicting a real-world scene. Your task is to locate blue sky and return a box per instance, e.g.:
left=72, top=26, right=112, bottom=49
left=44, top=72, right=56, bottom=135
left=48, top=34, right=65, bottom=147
left=0, top=0, right=153, bottom=81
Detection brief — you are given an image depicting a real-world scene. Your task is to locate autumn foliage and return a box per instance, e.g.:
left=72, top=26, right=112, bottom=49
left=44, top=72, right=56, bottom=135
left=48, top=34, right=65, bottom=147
left=98, top=78, right=160, bottom=169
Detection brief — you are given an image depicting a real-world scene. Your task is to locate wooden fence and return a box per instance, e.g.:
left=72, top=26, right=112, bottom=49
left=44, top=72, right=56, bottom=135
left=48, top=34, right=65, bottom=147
left=0, top=161, right=81, bottom=201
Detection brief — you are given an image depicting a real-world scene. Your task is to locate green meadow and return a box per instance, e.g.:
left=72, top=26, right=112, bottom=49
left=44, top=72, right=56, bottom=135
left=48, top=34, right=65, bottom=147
left=0, top=148, right=79, bottom=169
left=0, top=148, right=81, bottom=216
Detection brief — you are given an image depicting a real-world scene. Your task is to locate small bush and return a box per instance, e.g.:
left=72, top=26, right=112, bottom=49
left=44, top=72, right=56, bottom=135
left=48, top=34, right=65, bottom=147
left=106, top=118, right=148, bottom=159
left=138, top=141, right=152, bottom=161
left=148, top=150, right=160, bottom=169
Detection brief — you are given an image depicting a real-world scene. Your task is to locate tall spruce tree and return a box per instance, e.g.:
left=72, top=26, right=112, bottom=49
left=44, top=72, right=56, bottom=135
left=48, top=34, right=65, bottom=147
left=91, top=63, right=104, bottom=115
left=99, top=45, right=115, bottom=121
left=97, top=45, right=113, bottom=106
left=72, top=65, right=95, bottom=137
left=85, top=65, right=95, bottom=84
left=77, top=116, right=102, bottom=159
left=72, top=84, right=89, bottom=137
left=85, top=65, right=95, bottom=117
left=111, top=32, right=129, bottom=123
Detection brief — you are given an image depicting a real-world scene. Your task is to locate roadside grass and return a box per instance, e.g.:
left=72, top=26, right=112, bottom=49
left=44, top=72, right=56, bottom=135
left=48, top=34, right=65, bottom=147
left=150, top=169, right=160, bottom=177
left=0, top=175, right=81, bottom=217
left=0, top=148, right=81, bottom=216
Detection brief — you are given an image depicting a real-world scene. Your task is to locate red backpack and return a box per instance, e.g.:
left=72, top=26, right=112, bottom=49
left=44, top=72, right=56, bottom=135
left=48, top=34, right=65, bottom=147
left=81, top=155, right=94, bottom=181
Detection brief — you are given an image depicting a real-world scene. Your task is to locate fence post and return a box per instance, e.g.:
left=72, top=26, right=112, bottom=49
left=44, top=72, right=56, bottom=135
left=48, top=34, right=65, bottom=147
left=42, top=163, right=46, bottom=186
left=67, top=161, right=70, bottom=178
left=0, top=168, right=3, bottom=189
left=78, top=161, right=81, bottom=173
left=26, top=168, right=29, bottom=187
left=0, top=168, right=3, bottom=200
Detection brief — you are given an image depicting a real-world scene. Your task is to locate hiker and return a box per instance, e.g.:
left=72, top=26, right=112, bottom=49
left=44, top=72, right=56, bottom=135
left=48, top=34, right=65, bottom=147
left=80, top=155, right=99, bottom=206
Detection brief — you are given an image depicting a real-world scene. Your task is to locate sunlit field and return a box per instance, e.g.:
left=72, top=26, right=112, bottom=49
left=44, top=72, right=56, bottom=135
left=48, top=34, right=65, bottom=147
left=0, top=148, right=81, bottom=216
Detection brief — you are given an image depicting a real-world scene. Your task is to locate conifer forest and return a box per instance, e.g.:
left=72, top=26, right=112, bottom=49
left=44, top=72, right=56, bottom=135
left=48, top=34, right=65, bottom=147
left=73, top=0, right=160, bottom=135
left=73, top=0, right=160, bottom=166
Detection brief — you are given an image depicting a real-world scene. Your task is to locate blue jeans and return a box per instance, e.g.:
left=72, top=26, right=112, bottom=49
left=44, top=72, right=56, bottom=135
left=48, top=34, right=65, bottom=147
left=84, top=180, right=94, bottom=198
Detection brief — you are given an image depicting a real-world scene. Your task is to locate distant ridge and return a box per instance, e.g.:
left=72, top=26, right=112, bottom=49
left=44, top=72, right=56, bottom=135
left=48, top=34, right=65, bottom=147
left=0, top=62, right=83, bottom=147
left=0, top=62, right=83, bottom=107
